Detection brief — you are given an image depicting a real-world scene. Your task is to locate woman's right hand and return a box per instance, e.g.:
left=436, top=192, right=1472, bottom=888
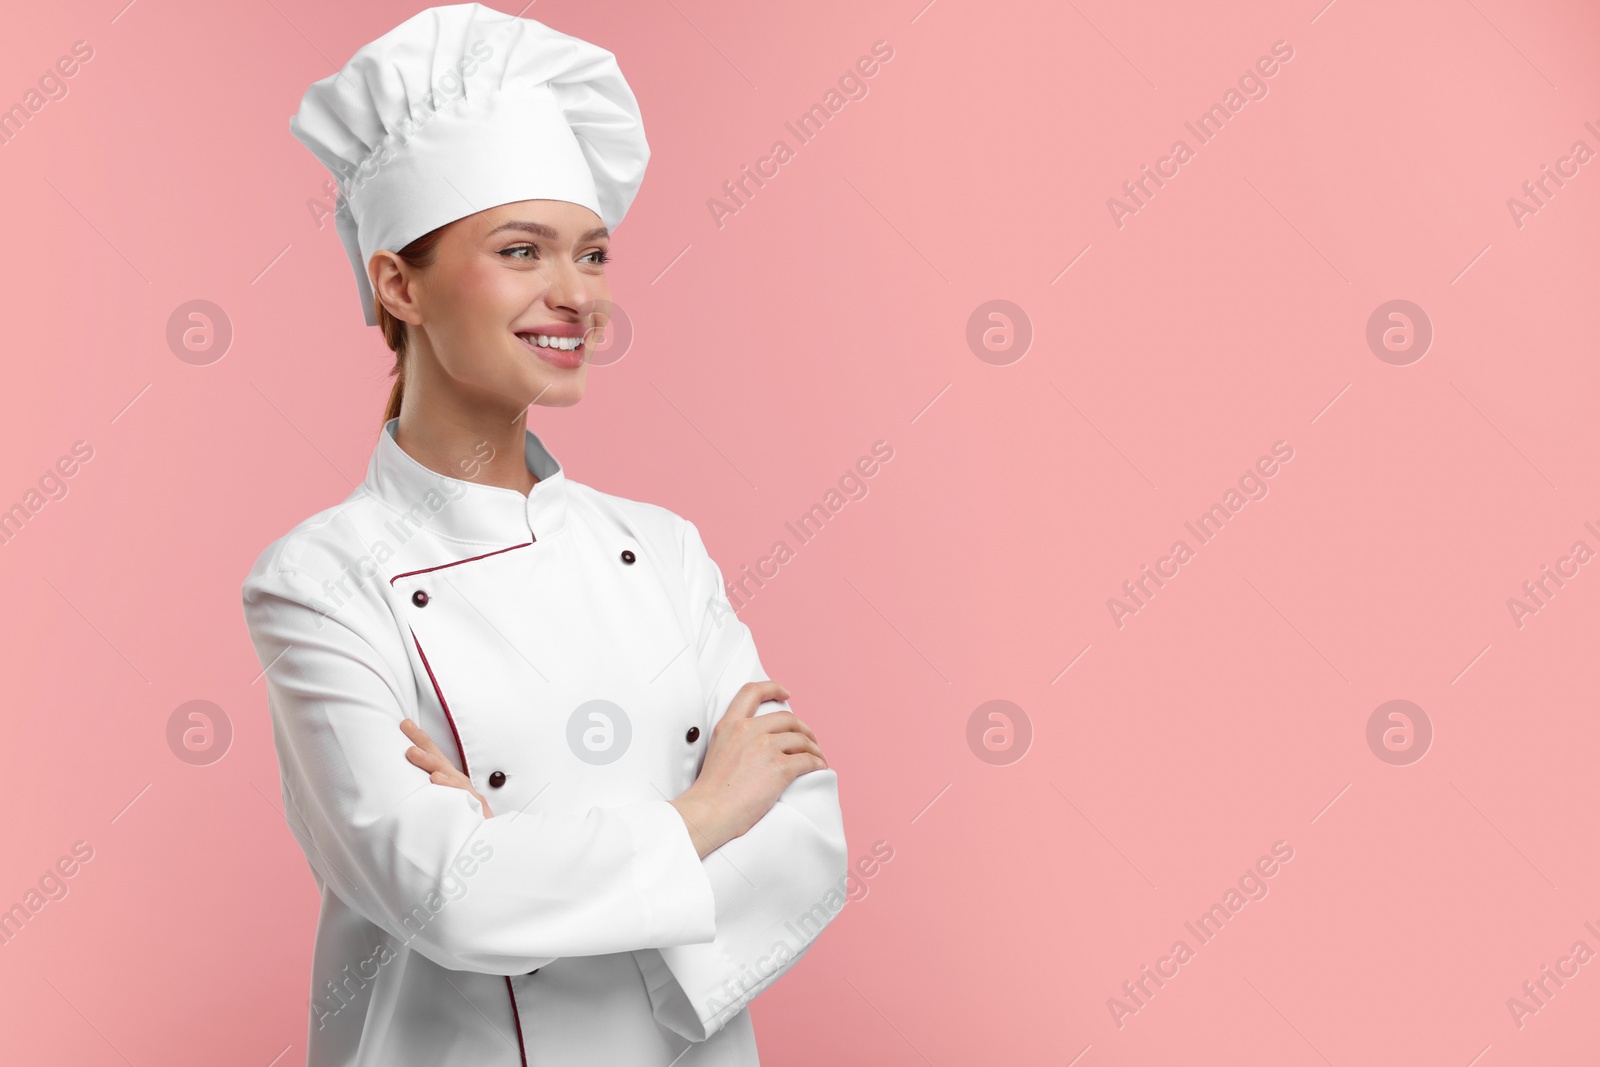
left=669, top=680, right=828, bottom=859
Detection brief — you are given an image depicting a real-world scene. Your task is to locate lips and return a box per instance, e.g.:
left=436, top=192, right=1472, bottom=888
left=515, top=330, right=586, bottom=369
left=513, top=322, right=586, bottom=338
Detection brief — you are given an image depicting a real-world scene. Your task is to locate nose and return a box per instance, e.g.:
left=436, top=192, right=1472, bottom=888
left=543, top=270, right=609, bottom=340
left=543, top=257, right=601, bottom=317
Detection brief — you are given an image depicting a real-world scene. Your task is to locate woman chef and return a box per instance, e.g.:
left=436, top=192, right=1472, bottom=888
left=240, top=6, right=848, bottom=1065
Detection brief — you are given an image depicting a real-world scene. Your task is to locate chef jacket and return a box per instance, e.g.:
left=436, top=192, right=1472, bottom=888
left=241, top=417, right=849, bottom=1067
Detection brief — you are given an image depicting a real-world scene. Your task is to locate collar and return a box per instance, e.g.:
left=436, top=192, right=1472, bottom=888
left=363, top=416, right=570, bottom=546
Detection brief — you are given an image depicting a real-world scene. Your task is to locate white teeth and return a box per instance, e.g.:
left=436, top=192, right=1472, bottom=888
left=519, top=333, right=582, bottom=351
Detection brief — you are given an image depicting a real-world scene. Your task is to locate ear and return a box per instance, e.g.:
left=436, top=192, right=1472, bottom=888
left=370, top=250, right=423, bottom=325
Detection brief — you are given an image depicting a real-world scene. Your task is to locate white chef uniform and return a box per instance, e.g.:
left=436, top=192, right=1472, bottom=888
left=240, top=418, right=849, bottom=1066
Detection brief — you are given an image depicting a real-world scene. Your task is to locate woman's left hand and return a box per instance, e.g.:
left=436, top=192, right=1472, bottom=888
left=401, top=718, right=494, bottom=818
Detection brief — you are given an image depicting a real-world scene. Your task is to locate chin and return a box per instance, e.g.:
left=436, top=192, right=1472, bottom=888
left=528, top=375, right=587, bottom=408
left=539, top=388, right=585, bottom=408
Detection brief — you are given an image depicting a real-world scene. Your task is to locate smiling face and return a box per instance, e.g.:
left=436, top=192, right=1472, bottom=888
left=372, top=199, right=612, bottom=415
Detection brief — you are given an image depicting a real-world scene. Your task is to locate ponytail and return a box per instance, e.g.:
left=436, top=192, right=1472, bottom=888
left=381, top=343, right=406, bottom=425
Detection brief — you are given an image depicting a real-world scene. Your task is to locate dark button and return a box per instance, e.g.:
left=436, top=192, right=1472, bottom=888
left=488, top=771, right=507, bottom=788
left=411, top=590, right=429, bottom=607
left=620, top=549, right=636, bottom=564
left=685, top=726, right=700, bottom=743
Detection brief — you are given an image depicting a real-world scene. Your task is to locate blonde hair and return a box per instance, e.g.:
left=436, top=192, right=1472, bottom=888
left=374, top=224, right=448, bottom=426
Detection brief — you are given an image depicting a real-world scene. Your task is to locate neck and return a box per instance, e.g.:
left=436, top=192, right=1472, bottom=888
left=393, top=396, right=537, bottom=497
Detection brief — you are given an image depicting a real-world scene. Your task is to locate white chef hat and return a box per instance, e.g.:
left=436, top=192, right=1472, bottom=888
left=290, top=3, right=649, bottom=326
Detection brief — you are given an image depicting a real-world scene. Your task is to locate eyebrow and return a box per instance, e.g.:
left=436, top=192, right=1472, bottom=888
left=485, top=220, right=610, bottom=242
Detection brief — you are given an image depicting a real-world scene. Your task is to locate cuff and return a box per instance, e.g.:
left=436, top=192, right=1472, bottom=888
left=618, top=798, right=718, bottom=947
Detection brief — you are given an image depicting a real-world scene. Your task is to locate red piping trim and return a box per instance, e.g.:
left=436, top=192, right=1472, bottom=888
left=505, top=976, right=529, bottom=1066
left=409, top=626, right=528, bottom=1066
left=400, top=538, right=540, bottom=1065
left=409, top=630, right=469, bottom=777
left=389, top=540, right=534, bottom=585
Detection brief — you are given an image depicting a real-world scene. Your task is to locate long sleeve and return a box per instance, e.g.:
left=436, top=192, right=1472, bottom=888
left=242, top=563, right=719, bottom=977
left=636, top=519, right=850, bottom=1042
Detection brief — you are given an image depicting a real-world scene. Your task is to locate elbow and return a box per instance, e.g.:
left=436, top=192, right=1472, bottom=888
left=817, top=817, right=848, bottom=892
left=795, top=768, right=848, bottom=878
left=365, top=854, right=557, bottom=975
left=826, top=797, right=848, bottom=876
left=398, top=903, right=559, bottom=975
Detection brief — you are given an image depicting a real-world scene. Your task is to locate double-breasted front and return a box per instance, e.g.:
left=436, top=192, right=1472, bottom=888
left=241, top=417, right=849, bottom=1066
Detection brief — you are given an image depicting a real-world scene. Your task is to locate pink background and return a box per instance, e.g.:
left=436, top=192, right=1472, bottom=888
left=2, top=0, right=1598, bottom=1063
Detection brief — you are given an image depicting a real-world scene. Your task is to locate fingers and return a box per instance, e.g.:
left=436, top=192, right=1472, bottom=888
left=728, top=712, right=821, bottom=758
left=746, top=711, right=818, bottom=744
left=407, top=744, right=457, bottom=780
left=400, top=717, right=449, bottom=760
left=427, top=768, right=492, bottom=814
left=709, top=691, right=827, bottom=766
left=400, top=719, right=492, bottom=817
left=402, top=719, right=465, bottom=781
left=723, top=680, right=791, bottom=721
left=783, top=751, right=830, bottom=778
left=772, top=731, right=827, bottom=766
